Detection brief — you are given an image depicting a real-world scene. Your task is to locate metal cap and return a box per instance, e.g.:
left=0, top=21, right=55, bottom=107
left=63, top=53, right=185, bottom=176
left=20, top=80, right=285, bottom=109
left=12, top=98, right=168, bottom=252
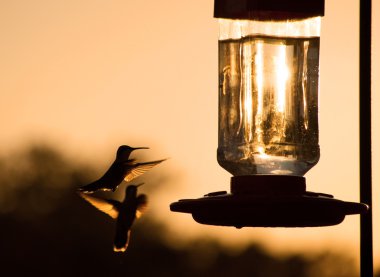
left=214, top=0, right=325, bottom=20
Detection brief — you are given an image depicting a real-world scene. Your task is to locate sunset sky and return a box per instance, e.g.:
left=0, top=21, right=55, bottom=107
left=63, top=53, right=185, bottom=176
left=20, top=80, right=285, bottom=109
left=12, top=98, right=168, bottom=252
left=0, top=0, right=379, bottom=270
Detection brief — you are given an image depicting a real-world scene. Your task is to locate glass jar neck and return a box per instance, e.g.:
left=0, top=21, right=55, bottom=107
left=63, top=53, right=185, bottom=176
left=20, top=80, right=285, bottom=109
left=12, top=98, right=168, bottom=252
left=218, top=17, right=321, bottom=40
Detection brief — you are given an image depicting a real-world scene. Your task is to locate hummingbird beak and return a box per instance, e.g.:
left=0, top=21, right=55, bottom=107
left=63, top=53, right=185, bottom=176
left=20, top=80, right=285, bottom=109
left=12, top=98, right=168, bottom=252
left=135, top=183, right=144, bottom=188
left=132, top=147, right=149, bottom=150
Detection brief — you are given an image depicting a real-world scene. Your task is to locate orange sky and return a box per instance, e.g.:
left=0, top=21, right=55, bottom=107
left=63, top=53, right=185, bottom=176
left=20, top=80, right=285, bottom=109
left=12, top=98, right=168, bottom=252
left=0, top=0, right=379, bottom=270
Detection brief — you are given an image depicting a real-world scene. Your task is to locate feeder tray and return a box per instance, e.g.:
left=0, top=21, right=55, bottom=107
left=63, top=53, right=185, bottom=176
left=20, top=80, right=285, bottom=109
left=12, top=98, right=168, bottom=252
left=170, top=175, right=368, bottom=228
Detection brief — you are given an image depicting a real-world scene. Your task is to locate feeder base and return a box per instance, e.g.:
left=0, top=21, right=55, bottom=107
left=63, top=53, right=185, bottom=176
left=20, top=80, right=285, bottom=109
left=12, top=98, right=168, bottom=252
left=170, top=175, right=368, bottom=228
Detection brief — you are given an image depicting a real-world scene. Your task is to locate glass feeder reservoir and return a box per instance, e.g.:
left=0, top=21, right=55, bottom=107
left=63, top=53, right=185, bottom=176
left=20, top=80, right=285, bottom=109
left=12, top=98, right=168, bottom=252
left=170, top=0, right=368, bottom=228
left=217, top=17, right=321, bottom=176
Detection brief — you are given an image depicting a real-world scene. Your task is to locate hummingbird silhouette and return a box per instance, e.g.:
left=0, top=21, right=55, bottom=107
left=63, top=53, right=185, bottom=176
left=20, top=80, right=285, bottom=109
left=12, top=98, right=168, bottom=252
left=78, top=145, right=166, bottom=193
left=78, top=183, right=147, bottom=252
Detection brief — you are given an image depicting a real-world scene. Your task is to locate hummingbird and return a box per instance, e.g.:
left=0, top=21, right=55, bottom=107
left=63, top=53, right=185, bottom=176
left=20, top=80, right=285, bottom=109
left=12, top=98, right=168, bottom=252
left=78, top=183, right=147, bottom=252
left=78, top=145, right=166, bottom=193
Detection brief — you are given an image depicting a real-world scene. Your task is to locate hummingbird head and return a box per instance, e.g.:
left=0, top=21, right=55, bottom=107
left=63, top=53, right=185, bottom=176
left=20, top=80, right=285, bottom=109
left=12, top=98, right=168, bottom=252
left=126, top=183, right=144, bottom=196
left=116, top=145, right=149, bottom=161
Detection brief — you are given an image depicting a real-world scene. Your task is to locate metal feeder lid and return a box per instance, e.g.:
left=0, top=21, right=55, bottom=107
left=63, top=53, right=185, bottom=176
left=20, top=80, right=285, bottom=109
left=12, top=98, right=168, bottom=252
left=214, top=0, right=325, bottom=20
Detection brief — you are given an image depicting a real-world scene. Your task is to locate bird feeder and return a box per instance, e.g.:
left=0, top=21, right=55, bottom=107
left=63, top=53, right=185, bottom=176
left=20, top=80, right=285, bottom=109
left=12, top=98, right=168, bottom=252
left=170, top=0, right=368, bottom=228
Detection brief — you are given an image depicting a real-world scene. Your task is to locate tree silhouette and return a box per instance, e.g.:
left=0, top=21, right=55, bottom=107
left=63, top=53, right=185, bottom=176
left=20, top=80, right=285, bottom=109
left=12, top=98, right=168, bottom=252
left=0, top=144, right=373, bottom=276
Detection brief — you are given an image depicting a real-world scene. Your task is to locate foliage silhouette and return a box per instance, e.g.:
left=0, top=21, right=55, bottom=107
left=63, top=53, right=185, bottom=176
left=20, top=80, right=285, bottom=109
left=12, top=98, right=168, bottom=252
left=0, top=144, right=375, bottom=276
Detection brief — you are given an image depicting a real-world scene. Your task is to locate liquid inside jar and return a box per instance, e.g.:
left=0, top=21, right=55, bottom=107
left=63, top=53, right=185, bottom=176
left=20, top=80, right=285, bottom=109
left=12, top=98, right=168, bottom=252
left=217, top=35, right=320, bottom=176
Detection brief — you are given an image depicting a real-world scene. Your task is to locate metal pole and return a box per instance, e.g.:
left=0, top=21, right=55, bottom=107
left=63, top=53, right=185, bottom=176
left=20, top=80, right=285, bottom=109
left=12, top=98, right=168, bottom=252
left=359, top=0, right=373, bottom=276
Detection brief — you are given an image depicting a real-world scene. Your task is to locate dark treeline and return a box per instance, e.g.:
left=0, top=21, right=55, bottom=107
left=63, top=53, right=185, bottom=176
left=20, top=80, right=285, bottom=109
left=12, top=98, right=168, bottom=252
left=0, top=144, right=377, bottom=276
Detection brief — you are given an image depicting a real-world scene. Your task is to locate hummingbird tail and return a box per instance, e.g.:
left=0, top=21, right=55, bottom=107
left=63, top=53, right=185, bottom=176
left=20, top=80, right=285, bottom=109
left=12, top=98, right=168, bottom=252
left=77, top=180, right=104, bottom=193
left=113, top=230, right=131, bottom=253
left=113, top=245, right=127, bottom=253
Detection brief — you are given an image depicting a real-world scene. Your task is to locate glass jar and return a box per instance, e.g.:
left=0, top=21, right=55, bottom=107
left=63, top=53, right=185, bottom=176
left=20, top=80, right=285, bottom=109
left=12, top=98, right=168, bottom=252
left=217, top=17, right=321, bottom=176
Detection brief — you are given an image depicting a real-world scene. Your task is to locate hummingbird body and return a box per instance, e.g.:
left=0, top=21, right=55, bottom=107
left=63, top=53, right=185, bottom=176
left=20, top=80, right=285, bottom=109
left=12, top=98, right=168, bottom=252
left=113, top=186, right=147, bottom=252
left=79, top=184, right=147, bottom=252
left=78, top=145, right=166, bottom=193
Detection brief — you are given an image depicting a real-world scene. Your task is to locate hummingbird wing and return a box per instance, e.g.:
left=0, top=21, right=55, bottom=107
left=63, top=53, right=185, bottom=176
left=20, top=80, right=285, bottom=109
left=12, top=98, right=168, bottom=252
left=78, top=192, right=120, bottom=219
left=124, top=159, right=167, bottom=183
left=135, top=194, right=148, bottom=219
